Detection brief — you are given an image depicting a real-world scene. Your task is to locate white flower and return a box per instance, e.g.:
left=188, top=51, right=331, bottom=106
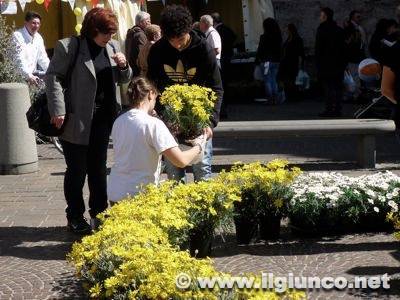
left=388, top=200, right=398, bottom=212
left=366, top=190, right=375, bottom=198
left=368, top=199, right=374, bottom=204
left=373, top=207, right=380, bottom=213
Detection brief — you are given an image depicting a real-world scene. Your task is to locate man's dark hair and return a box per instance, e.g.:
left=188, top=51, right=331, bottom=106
left=321, top=7, right=334, bottom=21
left=25, top=11, right=41, bottom=22
left=211, top=12, right=222, bottom=24
left=349, top=10, right=360, bottom=21
left=160, top=5, right=193, bottom=39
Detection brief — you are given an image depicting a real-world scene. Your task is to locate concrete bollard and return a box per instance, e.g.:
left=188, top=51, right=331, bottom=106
left=0, top=83, right=38, bottom=174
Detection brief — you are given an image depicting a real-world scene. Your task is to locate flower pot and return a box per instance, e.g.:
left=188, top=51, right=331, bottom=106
left=259, top=214, right=281, bottom=240
left=189, top=226, right=214, bottom=258
left=234, top=217, right=258, bottom=244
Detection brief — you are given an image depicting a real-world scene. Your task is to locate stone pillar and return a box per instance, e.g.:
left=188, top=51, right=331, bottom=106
left=0, top=83, right=38, bottom=174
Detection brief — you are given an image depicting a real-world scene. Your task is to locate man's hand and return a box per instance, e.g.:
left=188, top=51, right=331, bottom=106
left=204, top=127, right=213, bottom=140
left=28, top=74, right=40, bottom=86
left=51, top=115, right=65, bottom=129
left=111, top=52, right=128, bottom=68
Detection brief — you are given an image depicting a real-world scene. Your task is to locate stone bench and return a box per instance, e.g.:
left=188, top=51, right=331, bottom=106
left=213, top=119, right=396, bottom=168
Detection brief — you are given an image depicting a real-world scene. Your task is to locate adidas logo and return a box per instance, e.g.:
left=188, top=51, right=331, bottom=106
left=164, top=60, right=196, bottom=83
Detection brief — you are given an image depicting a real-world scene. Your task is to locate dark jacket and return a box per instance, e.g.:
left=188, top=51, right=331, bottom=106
left=125, top=25, right=147, bottom=75
left=255, top=33, right=282, bottom=64
left=315, top=20, right=347, bottom=80
left=344, top=22, right=366, bottom=64
left=147, top=30, right=223, bottom=128
left=280, top=35, right=305, bottom=80
left=215, top=23, right=236, bottom=61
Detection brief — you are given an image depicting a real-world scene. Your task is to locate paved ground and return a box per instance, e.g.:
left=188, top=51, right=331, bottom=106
left=1, top=100, right=400, bottom=299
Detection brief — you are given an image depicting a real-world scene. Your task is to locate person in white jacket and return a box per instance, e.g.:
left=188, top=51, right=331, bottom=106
left=13, top=11, right=49, bottom=86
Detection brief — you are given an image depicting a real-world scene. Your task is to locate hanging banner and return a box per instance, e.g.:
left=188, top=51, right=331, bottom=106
left=19, top=0, right=27, bottom=11
left=68, top=0, right=75, bottom=9
left=44, top=0, right=51, bottom=11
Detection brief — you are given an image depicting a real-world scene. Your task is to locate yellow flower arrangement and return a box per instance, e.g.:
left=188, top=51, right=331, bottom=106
left=216, top=160, right=301, bottom=217
left=159, top=84, right=217, bottom=140
left=68, top=160, right=304, bottom=299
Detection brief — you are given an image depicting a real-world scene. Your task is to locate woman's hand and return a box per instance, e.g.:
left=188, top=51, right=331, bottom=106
left=111, top=52, right=128, bottom=68
left=51, top=115, right=65, bottom=129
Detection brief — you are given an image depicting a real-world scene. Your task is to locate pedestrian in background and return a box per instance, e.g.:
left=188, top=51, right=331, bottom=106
left=125, top=11, right=151, bottom=76
left=137, top=24, right=161, bottom=76
left=211, top=12, right=237, bottom=119
left=369, top=19, right=398, bottom=65
left=200, top=14, right=222, bottom=68
left=344, top=10, right=367, bottom=100
left=13, top=11, right=49, bottom=86
left=45, top=8, right=132, bottom=233
left=315, top=7, right=347, bottom=117
left=255, top=18, right=282, bottom=104
left=279, top=23, right=305, bottom=101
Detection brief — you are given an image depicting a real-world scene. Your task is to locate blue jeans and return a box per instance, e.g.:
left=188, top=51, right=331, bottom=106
left=261, top=62, right=280, bottom=100
left=164, top=138, right=213, bottom=182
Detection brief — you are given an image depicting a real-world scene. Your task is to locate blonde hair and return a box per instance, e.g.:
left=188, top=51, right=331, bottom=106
left=127, top=77, right=158, bottom=107
left=145, top=24, right=161, bottom=41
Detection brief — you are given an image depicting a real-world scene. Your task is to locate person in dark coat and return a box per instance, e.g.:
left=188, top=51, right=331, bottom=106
left=255, top=18, right=283, bottom=104
left=315, top=7, right=347, bottom=117
left=279, top=23, right=305, bottom=101
left=369, top=19, right=398, bottom=65
left=125, top=11, right=151, bottom=76
left=211, top=12, right=236, bottom=118
left=147, top=5, right=223, bottom=183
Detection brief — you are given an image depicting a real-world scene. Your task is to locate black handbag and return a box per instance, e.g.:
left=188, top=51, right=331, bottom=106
left=26, top=36, right=80, bottom=137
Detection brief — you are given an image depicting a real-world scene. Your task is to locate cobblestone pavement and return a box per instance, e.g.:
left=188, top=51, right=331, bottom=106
left=1, top=101, right=400, bottom=299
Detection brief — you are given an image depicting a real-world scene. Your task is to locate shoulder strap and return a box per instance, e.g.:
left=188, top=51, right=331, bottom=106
left=206, top=29, right=216, bottom=39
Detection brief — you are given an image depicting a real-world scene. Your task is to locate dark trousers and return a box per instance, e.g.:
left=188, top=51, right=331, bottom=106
left=321, top=77, right=343, bottom=112
left=60, top=116, right=111, bottom=221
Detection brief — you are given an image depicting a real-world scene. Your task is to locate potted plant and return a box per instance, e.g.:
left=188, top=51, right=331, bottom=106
left=218, top=160, right=300, bottom=243
left=159, top=84, right=217, bottom=145
left=257, top=181, right=294, bottom=240
left=174, top=180, right=240, bottom=258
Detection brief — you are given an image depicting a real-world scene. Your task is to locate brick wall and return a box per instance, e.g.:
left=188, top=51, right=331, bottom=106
left=273, top=0, right=399, bottom=55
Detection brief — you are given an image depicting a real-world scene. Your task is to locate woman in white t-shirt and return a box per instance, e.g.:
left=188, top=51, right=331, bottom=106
left=107, top=77, right=206, bottom=203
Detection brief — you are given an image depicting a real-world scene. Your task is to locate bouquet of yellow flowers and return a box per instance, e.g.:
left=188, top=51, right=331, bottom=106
left=159, top=84, right=217, bottom=140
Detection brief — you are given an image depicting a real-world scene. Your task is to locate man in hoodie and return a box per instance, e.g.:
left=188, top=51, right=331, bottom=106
left=147, top=4, right=223, bottom=182
left=125, top=11, right=151, bottom=76
left=315, top=7, right=347, bottom=117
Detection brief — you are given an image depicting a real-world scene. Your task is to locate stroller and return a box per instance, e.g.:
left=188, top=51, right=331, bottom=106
left=353, top=59, right=395, bottom=119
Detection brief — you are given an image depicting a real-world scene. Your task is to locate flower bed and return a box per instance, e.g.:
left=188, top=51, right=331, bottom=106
left=68, top=158, right=400, bottom=298
left=68, top=178, right=303, bottom=299
left=289, top=171, right=400, bottom=234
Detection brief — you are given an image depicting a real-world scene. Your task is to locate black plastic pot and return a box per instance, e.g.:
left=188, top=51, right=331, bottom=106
left=259, top=214, right=281, bottom=240
left=189, top=226, right=214, bottom=258
left=234, top=217, right=258, bottom=244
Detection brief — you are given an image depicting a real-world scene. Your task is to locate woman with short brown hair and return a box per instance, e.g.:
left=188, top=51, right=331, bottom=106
left=46, top=7, right=132, bottom=233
